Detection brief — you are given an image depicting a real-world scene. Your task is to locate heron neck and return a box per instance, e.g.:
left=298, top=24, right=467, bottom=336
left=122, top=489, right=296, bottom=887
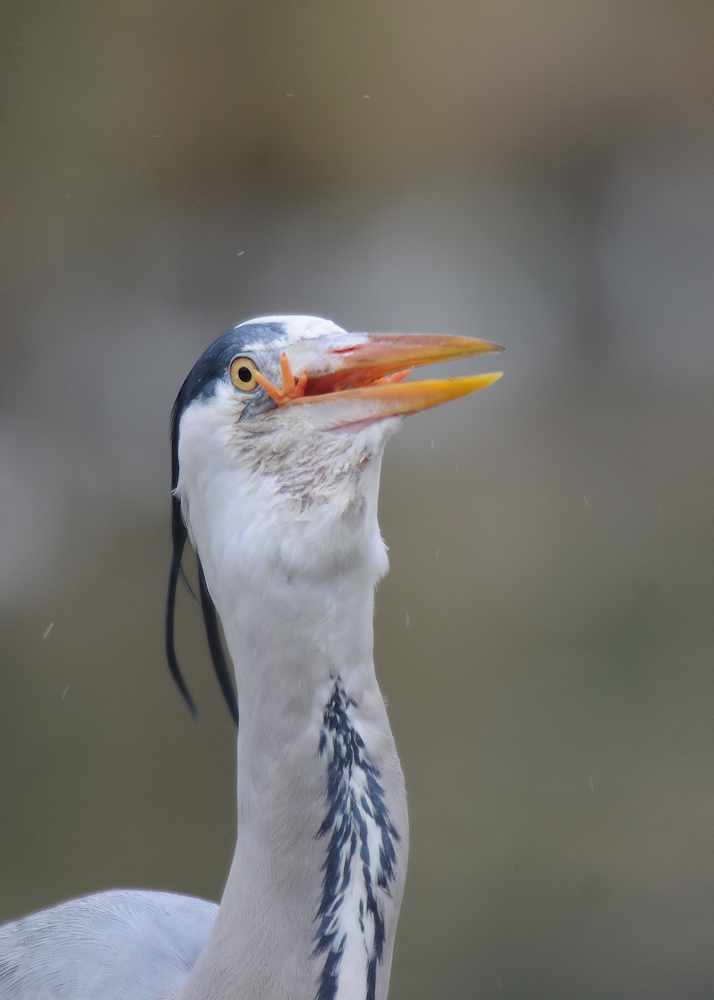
left=178, top=492, right=408, bottom=1000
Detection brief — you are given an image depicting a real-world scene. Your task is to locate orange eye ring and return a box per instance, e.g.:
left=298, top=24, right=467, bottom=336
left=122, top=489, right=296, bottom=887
left=230, top=357, right=259, bottom=392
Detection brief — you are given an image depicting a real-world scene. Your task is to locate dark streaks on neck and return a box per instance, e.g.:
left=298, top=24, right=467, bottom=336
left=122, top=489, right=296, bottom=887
left=313, top=680, right=400, bottom=1000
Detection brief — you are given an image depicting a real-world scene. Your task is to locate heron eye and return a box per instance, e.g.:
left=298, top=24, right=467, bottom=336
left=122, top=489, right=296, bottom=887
left=230, top=357, right=258, bottom=392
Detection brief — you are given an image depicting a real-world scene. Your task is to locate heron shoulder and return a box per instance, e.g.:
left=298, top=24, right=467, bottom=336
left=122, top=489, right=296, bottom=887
left=0, top=890, right=217, bottom=1000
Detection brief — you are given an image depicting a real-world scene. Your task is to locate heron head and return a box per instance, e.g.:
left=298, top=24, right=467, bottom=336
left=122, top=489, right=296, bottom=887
left=166, top=315, right=502, bottom=720
left=172, top=315, right=502, bottom=506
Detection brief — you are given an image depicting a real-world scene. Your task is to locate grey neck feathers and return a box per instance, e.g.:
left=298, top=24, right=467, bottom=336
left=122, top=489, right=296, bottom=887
left=177, top=498, right=408, bottom=1000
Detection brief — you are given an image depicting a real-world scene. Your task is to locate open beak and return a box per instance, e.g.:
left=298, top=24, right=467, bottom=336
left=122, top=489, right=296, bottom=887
left=255, top=333, right=503, bottom=424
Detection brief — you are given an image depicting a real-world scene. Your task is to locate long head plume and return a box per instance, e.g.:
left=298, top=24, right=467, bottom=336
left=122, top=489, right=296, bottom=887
left=165, top=393, right=239, bottom=726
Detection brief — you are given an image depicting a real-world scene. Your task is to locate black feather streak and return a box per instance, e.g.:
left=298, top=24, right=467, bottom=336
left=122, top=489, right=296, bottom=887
left=198, top=561, right=239, bottom=727
left=313, top=680, right=400, bottom=1000
left=164, top=495, right=196, bottom=719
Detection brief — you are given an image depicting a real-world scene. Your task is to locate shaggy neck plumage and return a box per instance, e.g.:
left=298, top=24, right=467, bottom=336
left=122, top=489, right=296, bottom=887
left=176, top=407, right=408, bottom=1000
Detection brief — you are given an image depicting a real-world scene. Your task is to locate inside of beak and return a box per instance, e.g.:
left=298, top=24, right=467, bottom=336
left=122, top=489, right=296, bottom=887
left=255, top=333, right=503, bottom=405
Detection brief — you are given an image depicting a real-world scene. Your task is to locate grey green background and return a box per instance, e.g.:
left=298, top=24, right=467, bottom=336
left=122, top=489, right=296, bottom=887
left=1, top=2, right=714, bottom=997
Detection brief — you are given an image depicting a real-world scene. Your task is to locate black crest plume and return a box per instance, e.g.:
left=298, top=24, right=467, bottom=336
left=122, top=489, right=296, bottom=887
left=165, top=393, right=239, bottom=727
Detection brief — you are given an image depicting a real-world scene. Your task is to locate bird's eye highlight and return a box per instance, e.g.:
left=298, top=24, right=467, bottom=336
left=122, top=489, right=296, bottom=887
left=230, top=357, right=259, bottom=392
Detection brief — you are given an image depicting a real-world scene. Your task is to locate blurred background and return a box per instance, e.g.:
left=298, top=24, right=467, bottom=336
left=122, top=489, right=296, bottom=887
left=1, top=1, right=714, bottom=997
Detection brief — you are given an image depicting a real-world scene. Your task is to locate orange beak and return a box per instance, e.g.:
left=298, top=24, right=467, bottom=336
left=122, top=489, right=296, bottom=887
left=254, top=333, right=503, bottom=424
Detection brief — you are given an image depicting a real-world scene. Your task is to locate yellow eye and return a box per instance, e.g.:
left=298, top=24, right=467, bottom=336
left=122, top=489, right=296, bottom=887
left=230, top=356, right=259, bottom=392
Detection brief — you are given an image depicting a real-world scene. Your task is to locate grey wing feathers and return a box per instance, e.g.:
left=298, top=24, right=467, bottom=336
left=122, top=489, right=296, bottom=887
left=0, top=890, right=217, bottom=999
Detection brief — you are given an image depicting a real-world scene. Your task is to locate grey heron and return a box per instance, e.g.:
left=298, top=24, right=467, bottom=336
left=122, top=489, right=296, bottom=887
left=0, top=315, right=502, bottom=1000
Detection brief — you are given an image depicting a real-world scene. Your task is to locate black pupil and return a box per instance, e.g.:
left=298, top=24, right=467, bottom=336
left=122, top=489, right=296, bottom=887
left=238, top=366, right=252, bottom=383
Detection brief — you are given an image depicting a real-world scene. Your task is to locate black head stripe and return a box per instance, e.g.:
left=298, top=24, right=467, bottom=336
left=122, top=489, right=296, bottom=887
left=170, top=319, right=291, bottom=430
